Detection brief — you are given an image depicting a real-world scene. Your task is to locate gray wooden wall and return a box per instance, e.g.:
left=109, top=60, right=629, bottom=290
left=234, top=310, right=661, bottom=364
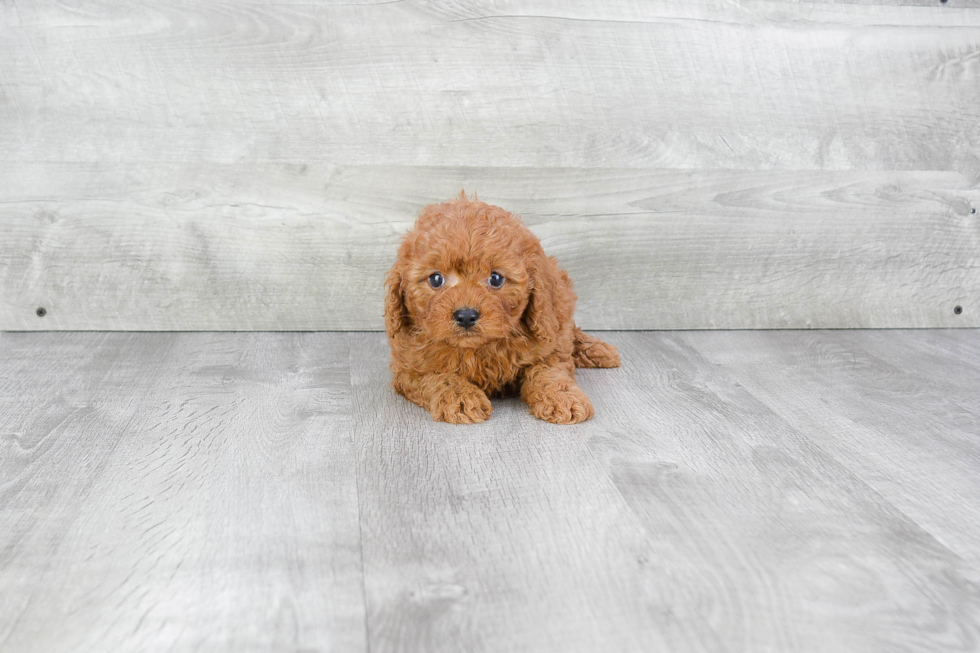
left=1, top=0, right=978, bottom=331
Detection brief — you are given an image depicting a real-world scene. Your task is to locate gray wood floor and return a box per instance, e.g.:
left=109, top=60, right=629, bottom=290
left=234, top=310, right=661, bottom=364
left=1, top=330, right=979, bottom=652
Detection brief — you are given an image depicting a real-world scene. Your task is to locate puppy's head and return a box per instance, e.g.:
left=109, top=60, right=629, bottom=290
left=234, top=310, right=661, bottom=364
left=385, top=193, right=559, bottom=348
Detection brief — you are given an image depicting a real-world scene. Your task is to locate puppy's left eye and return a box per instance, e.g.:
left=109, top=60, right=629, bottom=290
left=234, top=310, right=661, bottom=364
left=488, top=272, right=505, bottom=288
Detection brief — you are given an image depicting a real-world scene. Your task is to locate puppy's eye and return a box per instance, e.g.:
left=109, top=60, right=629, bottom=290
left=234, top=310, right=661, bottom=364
left=488, top=272, right=505, bottom=288
left=428, top=272, right=444, bottom=289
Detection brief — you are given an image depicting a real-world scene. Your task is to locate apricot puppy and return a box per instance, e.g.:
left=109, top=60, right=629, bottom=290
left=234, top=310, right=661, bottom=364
left=384, top=193, right=620, bottom=424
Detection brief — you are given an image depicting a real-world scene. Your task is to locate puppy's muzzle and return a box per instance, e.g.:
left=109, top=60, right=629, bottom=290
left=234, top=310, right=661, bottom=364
left=453, top=307, right=480, bottom=330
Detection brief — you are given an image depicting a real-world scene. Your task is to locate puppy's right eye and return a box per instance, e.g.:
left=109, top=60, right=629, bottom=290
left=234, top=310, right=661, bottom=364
left=428, top=272, right=444, bottom=289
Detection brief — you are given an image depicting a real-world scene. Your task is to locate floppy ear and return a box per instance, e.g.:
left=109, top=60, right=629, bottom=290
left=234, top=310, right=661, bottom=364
left=522, top=252, right=561, bottom=345
left=384, top=267, right=409, bottom=337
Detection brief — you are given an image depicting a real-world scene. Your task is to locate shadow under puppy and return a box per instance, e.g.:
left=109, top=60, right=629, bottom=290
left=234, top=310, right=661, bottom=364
left=385, top=193, right=620, bottom=424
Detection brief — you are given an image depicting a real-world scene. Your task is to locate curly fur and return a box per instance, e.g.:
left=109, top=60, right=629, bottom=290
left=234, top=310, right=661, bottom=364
left=384, top=192, right=620, bottom=424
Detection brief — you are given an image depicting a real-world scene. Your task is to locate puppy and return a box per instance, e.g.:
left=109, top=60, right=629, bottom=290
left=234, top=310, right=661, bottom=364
left=384, top=193, right=620, bottom=424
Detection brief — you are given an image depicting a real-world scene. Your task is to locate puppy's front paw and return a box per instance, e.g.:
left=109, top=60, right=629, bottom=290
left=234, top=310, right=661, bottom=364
left=529, top=385, right=594, bottom=424
left=431, top=385, right=493, bottom=424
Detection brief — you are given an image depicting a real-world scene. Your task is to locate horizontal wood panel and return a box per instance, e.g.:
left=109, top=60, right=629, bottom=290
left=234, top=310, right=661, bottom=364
left=2, top=1, right=979, bottom=330
left=1, top=163, right=977, bottom=330
left=1, top=0, right=979, bottom=169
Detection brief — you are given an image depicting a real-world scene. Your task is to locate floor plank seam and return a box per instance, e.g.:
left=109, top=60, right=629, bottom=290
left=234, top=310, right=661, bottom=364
left=348, top=333, right=374, bottom=653
left=3, top=331, right=979, bottom=651
left=675, top=332, right=980, bottom=575
left=744, top=378, right=975, bottom=569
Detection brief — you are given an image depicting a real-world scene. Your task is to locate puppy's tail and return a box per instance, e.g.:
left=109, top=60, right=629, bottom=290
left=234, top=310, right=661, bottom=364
left=572, top=327, right=621, bottom=368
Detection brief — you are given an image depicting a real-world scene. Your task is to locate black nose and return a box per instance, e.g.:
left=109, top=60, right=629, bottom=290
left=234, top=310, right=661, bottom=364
left=453, top=307, right=480, bottom=329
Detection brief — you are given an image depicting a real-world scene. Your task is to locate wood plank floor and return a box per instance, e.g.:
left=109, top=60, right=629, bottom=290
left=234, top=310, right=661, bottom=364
left=1, top=330, right=978, bottom=652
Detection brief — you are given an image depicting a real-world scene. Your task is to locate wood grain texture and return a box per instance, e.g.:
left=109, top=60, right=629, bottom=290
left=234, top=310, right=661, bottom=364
left=684, top=329, right=980, bottom=568
left=348, top=333, right=690, bottom=652
left=350, top=330, right=980, bottom=652
left=927, top=328, right=980, bottom=366
left=1, top=0, right=979, bottom=169
left=2, top=0, right=980, bottom=330
left=1, top=164, right=977, bottom=330
left=581, top=331, right=980, bottom=652
left=0, top=332, right=366, bottom=652
left=2, top=330, right=980, bottom=651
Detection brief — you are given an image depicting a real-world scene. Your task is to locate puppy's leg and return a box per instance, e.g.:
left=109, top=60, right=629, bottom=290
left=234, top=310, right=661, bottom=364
left=572, top=327, right=621, bottom=369
left=521, top=362, right=594, bottom=425
left=394, top=372, right=492, bottom=424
